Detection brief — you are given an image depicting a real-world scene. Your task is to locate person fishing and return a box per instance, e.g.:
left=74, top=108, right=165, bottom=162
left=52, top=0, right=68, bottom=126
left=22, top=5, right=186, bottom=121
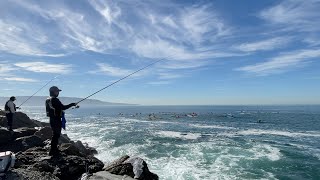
left=4, top=96, right=19, bottom=131
left=45, top=86, right=77, bottom=156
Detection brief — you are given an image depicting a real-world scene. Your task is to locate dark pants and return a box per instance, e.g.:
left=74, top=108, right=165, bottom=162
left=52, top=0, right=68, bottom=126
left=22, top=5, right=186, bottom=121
left=6, top=113, right=13, bottom=130
left=49, top=117, right=61, bottom=154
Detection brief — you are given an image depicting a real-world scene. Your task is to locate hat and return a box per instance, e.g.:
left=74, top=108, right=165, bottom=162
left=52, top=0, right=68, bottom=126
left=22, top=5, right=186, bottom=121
left=49, top=86, right=62, bottom=92
left=10, top=96, right=16, bottom=101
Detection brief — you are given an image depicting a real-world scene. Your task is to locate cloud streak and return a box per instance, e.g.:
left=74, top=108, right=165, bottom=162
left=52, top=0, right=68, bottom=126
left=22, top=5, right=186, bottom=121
left=14, top=62, right=72, bottom=74
left=236, top=49, right=320, bottom=75
left=235, top=37, right=291, bottom=52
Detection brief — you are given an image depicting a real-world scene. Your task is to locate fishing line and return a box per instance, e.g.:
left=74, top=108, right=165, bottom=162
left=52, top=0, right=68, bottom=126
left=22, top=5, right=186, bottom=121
left=76, top=58, right=166, bottom=105
left=18, top=75, right=59, bottom=108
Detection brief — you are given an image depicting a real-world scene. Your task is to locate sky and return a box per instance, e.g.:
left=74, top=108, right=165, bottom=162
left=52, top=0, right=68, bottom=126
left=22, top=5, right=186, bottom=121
left=0, top=0, right=320, bottom=105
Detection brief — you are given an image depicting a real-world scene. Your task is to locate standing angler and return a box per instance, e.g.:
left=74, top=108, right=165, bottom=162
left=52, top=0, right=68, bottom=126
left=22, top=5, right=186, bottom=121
left=45, top=86, right=77, bottom=156
left=4, top=96, right=19, bottom=131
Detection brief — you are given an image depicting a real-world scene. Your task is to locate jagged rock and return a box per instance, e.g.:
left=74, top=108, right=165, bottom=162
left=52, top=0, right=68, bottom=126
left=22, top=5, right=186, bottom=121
left=14, top=147, right=104, bottom=180
left=1, top=135, right=45, bottom=152
left=0, top=112, right=43, bottom=129
left=5, top=168, right=59, bottom=180
left=13, top=127, right=37, bottom=139
left=104, top=155, right=158, bottom=180
left=34, top=126, right=52, bottom=141
left=103, top=155, right=130, bottom=171
left=0, top=127, right=13, bottom=145
left=59, top=134, right=71, bottom=144
left=59, top=143, right=82, bottom=156
left=88, top=171, right=135, bottom=180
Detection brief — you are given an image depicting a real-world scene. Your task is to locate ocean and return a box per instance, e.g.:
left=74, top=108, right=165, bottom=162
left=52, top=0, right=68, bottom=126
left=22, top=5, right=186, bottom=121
left=22, top=105, right=320, bottom=180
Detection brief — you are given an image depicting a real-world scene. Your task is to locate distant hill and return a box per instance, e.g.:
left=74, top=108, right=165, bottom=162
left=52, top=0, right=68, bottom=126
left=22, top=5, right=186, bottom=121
left=0, top=96, right=135, bottom=107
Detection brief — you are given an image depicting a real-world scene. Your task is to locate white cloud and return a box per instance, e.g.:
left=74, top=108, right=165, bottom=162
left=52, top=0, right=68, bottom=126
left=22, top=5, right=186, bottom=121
left=14, top=62, right=72, bottom=74
left=3, top=77, right=38, bottom=82
left=260, top=0, right=320, bottom=32
left=93, top=63, right=132, bottom=77
left=235, top=37, right=291, bottom=52
left=0, top=63, right=17, bottom=76
left=236, top=49, right=320, bottom=75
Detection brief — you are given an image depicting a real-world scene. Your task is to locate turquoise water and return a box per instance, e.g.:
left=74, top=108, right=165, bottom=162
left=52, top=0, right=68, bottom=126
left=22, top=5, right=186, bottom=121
left=23, top=105, right=320, bottom=180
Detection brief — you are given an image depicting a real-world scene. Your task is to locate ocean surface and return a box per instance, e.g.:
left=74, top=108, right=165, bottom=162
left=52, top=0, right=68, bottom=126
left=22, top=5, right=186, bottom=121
left=22, top=105, right=320, bottom=180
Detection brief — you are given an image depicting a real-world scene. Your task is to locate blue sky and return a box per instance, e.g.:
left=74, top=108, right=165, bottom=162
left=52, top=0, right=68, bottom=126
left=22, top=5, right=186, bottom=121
left=0, top=0, right=319, bottom=105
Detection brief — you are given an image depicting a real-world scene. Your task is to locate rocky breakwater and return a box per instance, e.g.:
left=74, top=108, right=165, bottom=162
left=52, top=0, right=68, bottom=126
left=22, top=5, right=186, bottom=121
left=0, top=110, right=158, bottom=180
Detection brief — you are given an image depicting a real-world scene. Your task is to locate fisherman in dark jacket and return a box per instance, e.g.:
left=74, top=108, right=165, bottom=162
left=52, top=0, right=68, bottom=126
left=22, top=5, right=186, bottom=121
left=4, top=96, right=19, bottom=131
left=46, top=86, right=77, bottom=156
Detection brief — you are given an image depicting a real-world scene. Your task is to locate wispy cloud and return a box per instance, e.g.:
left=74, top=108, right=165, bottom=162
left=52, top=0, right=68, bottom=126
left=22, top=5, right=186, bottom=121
left=14, top=62, right=72, bottom=74
left=0, top=63, right=17, bottom=76
left=3, top=77, right=38, bottom=82
left=1, top=0, right=240, bottom=70
left=259, top=0, right=320, bottom=32
left=92, top=63, right=132, bottom=77
left=235, top=37, right=291, bottom=52
left=236, top=49, right=320, bottom=75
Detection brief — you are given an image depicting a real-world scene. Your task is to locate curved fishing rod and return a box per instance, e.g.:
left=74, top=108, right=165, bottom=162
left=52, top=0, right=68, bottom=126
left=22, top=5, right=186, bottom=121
left=18, top=75, right=59, bottom=108
left=76, top=58, right=165, bottom=105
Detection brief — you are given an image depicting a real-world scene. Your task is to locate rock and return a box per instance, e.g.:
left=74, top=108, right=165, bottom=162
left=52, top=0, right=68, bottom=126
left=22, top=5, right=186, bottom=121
left=59, top=134, right=71, bottom=144
left=5, top=168, right=59, bottom=180
left=14, top=147, right=104, bottom=180
left=103, top=155, right=130, bottom=171
left=88, top=171, right=135, bottom=180
left=59, top=143, right=82, bottom=156
left=34, top=126, right=52, bottom=141
left=104, top=155, right=158, bottom=180
left=2, top=135, right=45, bottom=152
left=74, top=141, right=98, bottom=156
left=13, top=127, right=37, bottom=139
left=0, top=127, right=13, bottom=145
left=0, top=112, right=43, bottom=129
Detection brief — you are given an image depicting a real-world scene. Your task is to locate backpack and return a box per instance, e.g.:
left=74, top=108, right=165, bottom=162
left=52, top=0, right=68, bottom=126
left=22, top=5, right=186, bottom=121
left=0, top=151, right=15, bottom=177
left=4, top=101, right=10, bottom=112
left=45, top=98, right=54, bottom=117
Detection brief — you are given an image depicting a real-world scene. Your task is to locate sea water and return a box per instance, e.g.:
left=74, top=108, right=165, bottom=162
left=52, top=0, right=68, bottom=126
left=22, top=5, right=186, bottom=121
left=22, top=105, right=320, bottom=180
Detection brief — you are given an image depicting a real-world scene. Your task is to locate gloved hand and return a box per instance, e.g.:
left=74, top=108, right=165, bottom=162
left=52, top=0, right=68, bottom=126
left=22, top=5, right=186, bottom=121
left=16, top=107, right=21, bottom=109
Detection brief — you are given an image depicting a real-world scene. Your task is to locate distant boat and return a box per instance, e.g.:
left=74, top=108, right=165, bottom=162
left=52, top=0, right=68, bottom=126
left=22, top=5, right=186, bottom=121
left=187, top=113, right=198, bottom=117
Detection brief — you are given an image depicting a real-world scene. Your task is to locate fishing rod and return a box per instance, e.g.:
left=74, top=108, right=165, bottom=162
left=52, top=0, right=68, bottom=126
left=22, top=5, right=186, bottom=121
left=17, top=75, right=59, bottom=108
left=76, top=58, right=165, bottom=105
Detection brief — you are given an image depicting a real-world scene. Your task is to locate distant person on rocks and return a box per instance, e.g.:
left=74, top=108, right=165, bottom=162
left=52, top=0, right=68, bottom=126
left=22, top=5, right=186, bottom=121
left=4, top=96, right=19, bottom=131
left=45, top=86, right=77, bottom=156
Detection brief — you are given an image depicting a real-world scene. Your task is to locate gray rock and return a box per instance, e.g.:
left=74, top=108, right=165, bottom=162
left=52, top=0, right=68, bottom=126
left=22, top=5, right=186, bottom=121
left=59, top=143, right=82, bottom=156
left=0, top=112, right=43, bottom=129
left=88, top=171, right=135, bottom=180
left=103, top=155, right=158, bottom=180
left=13, top=127, right=37, bottom=139
left=34, top=126, right=52, bottom=141
left=5, top=168, right=59, bottom=180
left=15, top=147, right=104, bottom=180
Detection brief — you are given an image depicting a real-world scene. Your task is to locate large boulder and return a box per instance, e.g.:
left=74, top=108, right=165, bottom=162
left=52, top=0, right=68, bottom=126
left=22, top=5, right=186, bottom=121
left=13, top=127, right=38, bottom=139
left=34, top=126, right=52, bottom=141
left=1, top=135, right=45, bottom=152
left=5, top=168, right=59, bottom=180
left=88, top=171, right=135, bottom=180
left=104, top=155, right=158, bottom=180
left=59, top=143, right=82, bottom=156
left=0, top=112, right=42, bottom=129
left=15, top=147, right=104, bottom=180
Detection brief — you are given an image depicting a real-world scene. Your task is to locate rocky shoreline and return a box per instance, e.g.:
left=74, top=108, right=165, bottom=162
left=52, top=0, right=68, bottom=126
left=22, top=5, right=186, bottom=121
left=0, top=110, right=158, bottom=180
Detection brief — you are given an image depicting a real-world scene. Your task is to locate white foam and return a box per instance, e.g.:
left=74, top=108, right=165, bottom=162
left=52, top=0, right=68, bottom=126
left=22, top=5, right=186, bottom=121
left=155, top=131, right=201, bottom=140
left=237, top=129, right=320, bottom=138
left=190, top=124, right=237, bottom=130
left=249, top=144, right=281, bottom=161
